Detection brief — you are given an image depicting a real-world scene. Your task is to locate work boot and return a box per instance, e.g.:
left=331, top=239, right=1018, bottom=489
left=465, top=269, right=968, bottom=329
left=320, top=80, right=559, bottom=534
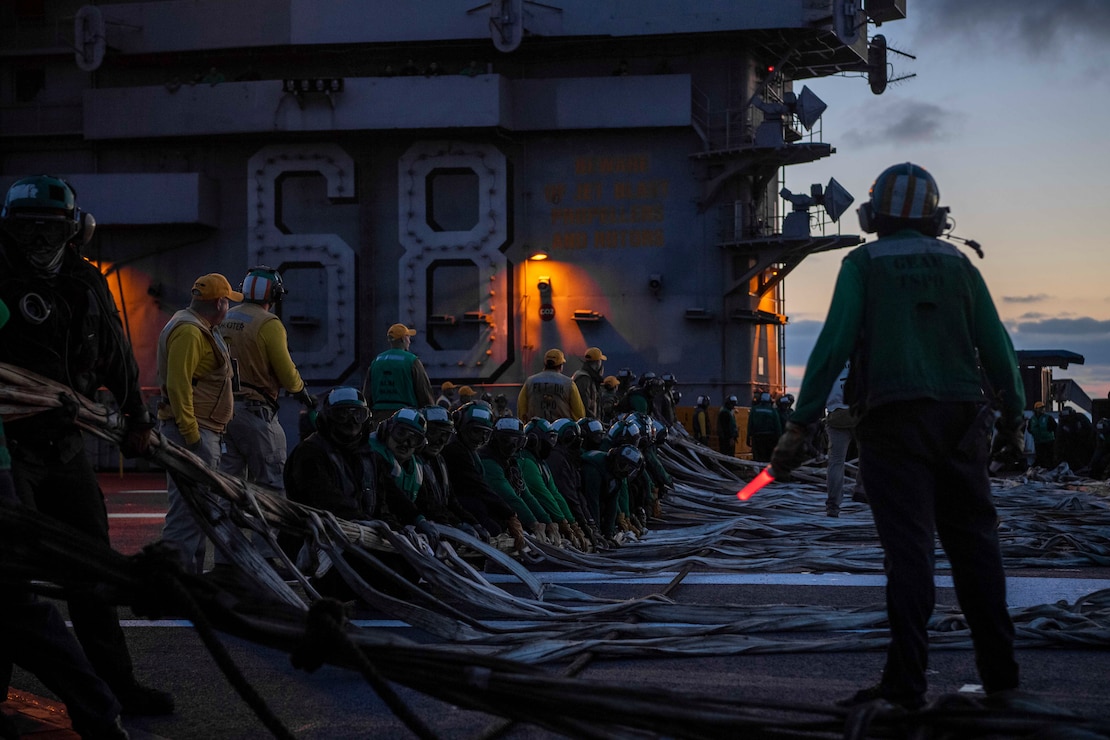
left=114, top=680, right=175, bottom=716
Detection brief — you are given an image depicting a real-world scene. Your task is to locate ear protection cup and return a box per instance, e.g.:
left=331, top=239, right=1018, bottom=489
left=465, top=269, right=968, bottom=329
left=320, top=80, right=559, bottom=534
left=857, top=202, right=875, bottom=233
left=73, top=209, right=95, bottom=246
left=929, top=206, right=950, bottom=237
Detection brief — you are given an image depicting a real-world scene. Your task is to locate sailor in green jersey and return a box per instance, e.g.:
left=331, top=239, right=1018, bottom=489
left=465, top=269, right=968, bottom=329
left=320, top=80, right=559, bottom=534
left=479, top=417, right=553, bottom=541
left=771, top=162, right=1025, bottom=711
left=579, top=444, right=643, bottom=543
left=520, top=418, right=576, bottom=546
left=367, top=407, right=440, bottom=547
left=363, top=323, right=435, bottom=425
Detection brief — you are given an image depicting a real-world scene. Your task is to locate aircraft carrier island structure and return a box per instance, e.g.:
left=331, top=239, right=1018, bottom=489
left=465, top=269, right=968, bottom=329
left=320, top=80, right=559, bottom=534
left=0, top=0, right=907, bottom=407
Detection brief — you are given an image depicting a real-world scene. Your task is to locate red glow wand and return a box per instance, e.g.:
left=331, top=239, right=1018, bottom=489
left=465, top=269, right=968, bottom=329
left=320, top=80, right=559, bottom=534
left=737, top=467, right=775, bottom=500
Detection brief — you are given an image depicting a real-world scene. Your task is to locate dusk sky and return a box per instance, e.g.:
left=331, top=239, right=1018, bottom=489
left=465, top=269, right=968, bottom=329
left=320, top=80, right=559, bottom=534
left=782, top=2, right=1110, bottom=403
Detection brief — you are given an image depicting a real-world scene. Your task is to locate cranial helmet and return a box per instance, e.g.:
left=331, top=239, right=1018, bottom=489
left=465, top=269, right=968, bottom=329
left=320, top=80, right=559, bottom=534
left=318, top=386, right=370, bottom=447
left=552, top=417, right=582, bottom=448
left=491, top=416, right=527, bottom=457
left=241, top=265, right=287, bottom=304
left=577, top=417, right=606, bottom=448
left=651, top=418, right=668, bottom=444
left=454, top=401, right=495, bottom=450
left=606, top=444, right=643, bottom=480
left=382, top=407, right=427, bottom=459
left=759, top=392, right=772, bottom=403
left=631, top=412, right=654, bottom=446
left=1, top=175, right=93, bottom=274
left=422, top=405, right=453, bottom=428
left=524, top=417, right=557, bottom=458
left=420, top=405, right=454, bottom=453
left=456, top=401, right=495, bottom=430
left=383, top=407, right=428, bottom=436
left=696, top=395, right=710, bottom=407
left=857, top=162, right=948, bottom=237
left=608, top=418, right=642, bottom=448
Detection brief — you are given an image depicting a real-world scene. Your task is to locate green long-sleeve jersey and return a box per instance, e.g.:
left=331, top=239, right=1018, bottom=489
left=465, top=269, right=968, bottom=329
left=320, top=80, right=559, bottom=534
left=480, top=455, right=552, bottom=526
left=791, top=231, right=1024, bottom=428
left=520, top=450, right=574, bottom=522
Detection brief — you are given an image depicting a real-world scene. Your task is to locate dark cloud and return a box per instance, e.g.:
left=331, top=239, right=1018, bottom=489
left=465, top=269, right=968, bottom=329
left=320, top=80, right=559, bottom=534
left=1012, top=316, right=1110, bottom=336
left=784, top=318, right=824, bottom=342
left=841, top=99, right=956, bottom=148
left=914, top=1, right=1110, bottom=57
left=1003, top=294, right=1051, bottom=304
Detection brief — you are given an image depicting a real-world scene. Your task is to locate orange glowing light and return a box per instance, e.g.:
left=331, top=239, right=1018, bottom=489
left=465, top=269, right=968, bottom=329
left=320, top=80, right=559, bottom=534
left=737, top=467, right=775, bottom=501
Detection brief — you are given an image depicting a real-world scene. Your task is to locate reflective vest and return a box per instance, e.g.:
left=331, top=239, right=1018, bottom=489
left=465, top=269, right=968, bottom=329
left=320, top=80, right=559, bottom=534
left=523, top=370, right=575, bottom=420
left=368, top=348, right=418, bottom=411
left=156, top=308, right=234, bottom=431
left=220, top=302, right=281, bottom=403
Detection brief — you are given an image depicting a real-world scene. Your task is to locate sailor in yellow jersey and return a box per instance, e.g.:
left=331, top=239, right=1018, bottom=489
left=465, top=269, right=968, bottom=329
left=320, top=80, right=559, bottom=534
left=216, top=266, right=316, bottom=572
left=157, top=273, right=239, bottom=574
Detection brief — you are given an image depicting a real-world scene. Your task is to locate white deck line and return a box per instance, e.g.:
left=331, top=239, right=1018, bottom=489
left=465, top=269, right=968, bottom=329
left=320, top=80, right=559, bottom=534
left=483, top=572, right=1110, bottom=608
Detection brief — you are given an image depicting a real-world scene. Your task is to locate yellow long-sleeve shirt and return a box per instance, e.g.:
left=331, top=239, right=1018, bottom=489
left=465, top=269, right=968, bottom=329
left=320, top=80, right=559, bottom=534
left=157, top=310, right=233, bottom=445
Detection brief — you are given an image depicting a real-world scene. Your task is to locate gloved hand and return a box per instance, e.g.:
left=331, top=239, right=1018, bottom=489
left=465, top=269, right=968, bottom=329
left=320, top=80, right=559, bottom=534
left=530, top=520, right=548, bottom=543
left=770, top=421, right=812, bottom=478
left=545, top=521, right=562, bottom=546
left=414, top=519, right=440, bottom=549
left=629, top=513, right=646, bottom=537
left=588, top=523, right=609, bottom=551
left=185, top=436, right=205, bottom=456
left=506, top=516, right=527, bottom=552
left=119, top=407, right=156, bottom=459
left=293, top=387, right=317, bottom=409
left=570, top=523, right=591, bottom=551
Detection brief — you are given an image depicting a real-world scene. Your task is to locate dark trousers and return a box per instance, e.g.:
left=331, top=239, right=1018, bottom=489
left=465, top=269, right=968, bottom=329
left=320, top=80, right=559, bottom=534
left=751, top=434, right=776, bottom=463
left=10, top=430, right=137, bottom=691
left=1, top=589, right=121, bottom=732
left=857, top=400, right=1018, bottom=698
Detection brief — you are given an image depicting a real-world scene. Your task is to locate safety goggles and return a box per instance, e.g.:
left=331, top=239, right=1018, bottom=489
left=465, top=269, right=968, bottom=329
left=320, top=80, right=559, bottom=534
left=2, top=216, right=77, bottom=248
left=424, top=426, right=453, bottom=446
left=389, top=425, right=426, bottom=447
left=496, top=432, right=527, bottom=453
left=460, top=425, right=493, bottom=447
left=327, top=405, right=369, bottom=425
